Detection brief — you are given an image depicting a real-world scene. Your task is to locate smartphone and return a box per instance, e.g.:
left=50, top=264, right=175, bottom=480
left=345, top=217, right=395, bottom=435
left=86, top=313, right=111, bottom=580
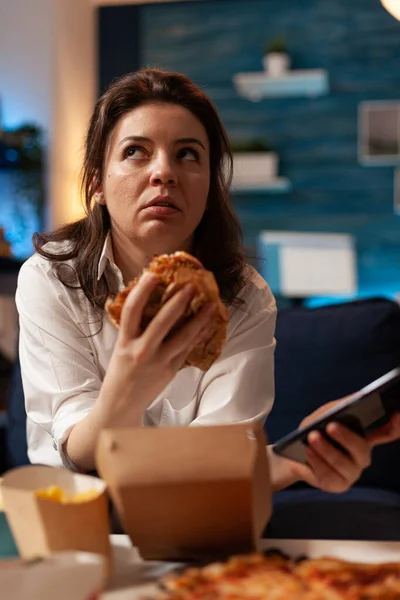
left=273, top=367, right=400, bottom=464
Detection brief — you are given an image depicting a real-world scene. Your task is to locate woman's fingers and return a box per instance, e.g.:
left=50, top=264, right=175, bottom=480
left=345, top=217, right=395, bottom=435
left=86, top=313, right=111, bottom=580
left=304, top=424, right=371, bottom=491
left=304, top=446, right=349, bottom=492
left=141, top=284, right=197, bottom=349
left=367, top=412, right=400, bottom=447
left=307, top=430, right=353, bottom=480
left=119, top=272, right=160, bottom=340
left=118, top=275, right=218, bottom=371
left=165, top=303, right=216, bottom=367
left=325, top=422, right=371, bottom=469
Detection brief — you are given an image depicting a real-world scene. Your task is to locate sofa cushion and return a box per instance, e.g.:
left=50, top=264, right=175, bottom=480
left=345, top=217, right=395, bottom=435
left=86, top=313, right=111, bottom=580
left=0, top=352, right=12, bottom=413
left=264, top=487, right=400, bottom=540
left=265, top=297, right=400, bottom=493
left=6, top=349, right=29, bottom=469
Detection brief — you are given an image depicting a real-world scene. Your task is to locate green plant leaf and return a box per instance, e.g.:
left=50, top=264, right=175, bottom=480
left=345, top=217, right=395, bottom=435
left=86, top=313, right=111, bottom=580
left=230, top=138, right=274, bottom=153
left=265, top=35, right=287, bottom=54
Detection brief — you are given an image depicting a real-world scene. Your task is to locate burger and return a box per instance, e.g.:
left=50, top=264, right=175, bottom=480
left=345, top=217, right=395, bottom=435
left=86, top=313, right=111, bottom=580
left=105, top=251, right=228, bottom=371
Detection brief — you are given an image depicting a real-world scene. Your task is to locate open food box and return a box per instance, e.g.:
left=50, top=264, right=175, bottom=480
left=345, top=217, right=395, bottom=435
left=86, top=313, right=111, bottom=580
left=96, top=422, right=272, bottom=561
left=3, top=423, right=400, bottom=599
left=95, top=421, right=400, bottom=598
left=1, top=465, right=112, bottom=577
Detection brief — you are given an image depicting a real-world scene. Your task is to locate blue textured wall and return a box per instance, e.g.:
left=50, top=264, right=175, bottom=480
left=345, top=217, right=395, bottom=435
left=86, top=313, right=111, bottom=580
left=99, top=0, right=400, bottom=300
left=140, top=0, right=400, bottom=300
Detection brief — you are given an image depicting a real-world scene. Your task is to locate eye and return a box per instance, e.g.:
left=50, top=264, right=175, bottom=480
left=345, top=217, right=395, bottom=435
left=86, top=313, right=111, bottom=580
left=124, top=145, right=147, bottom=159
left=177, top=147, right=200, bottom=161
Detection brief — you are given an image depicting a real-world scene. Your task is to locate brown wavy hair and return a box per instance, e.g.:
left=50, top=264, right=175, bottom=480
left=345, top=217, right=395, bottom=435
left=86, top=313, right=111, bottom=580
left=33, top=68, right=246, bottom=310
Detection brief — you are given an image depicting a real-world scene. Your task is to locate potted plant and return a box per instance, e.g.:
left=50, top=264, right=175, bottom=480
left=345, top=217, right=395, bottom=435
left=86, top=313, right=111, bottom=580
left=229, top=138, right=278, bottom=189
left=263, top=36, right=290, bottom=76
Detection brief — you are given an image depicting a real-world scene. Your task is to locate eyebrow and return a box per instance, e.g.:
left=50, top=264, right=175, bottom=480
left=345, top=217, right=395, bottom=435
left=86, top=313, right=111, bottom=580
left=176, top=137, right=206, bottom=150
left=119, top=135, right=206, bottom=150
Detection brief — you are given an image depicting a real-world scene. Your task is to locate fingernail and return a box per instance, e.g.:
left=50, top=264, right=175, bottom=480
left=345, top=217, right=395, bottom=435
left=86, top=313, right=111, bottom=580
left=326, top=422, right=338, bottom=435
left=308, top=431, right=320, bottom=445
left=143, top=271, right=158, bottom=283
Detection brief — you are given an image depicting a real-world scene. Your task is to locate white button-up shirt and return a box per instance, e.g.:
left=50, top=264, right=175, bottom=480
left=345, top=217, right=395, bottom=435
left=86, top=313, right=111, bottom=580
left=16, top=236, right=277, bottom=468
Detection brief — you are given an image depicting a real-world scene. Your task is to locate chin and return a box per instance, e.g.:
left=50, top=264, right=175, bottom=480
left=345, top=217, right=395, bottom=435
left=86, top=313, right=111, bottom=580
left=138, top=227, right=194, bottom=257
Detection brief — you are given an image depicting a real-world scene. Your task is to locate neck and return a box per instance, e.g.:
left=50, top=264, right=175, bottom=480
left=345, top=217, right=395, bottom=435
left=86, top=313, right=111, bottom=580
left=110, top=227, right=148, bottom=284
left=112, top=241, right=148, bottom=284
left=110, top=229, right=194, bottom=285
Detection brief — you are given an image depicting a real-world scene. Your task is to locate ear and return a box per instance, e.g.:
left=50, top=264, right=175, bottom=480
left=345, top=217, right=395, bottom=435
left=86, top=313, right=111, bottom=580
left=93, top=176, right=106, bottom=205
left=94, top=190, right=106, bottom=205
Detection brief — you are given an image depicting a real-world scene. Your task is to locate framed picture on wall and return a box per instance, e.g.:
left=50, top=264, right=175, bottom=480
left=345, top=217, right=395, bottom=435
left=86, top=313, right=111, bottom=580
left=358, top=101, right=400, bottom=166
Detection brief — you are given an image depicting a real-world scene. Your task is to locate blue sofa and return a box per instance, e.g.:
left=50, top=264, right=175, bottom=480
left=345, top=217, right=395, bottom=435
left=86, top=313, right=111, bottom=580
left=4, top=297, right=400, bottom=540
left=264, top=297, right=400, bottom=540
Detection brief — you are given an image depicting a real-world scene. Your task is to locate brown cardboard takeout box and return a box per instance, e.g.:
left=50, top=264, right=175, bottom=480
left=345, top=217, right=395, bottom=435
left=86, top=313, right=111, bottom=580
left=1, top=465, right=112, bottom=577
left=96, top=423, right=271, bottom=561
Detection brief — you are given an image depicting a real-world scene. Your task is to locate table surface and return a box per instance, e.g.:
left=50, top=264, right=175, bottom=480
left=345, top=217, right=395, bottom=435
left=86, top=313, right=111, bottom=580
left=104, top=536, right=181, bottom=600
left=103, top=535, right=400, bottom=600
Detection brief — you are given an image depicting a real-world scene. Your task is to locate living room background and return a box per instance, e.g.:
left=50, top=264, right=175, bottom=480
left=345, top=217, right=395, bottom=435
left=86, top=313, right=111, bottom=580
left=99, top=0, right=400, bottom=303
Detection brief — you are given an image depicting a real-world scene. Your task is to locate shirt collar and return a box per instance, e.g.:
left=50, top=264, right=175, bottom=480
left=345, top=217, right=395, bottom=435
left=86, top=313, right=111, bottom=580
left=97, top=232, right=115, bottom=281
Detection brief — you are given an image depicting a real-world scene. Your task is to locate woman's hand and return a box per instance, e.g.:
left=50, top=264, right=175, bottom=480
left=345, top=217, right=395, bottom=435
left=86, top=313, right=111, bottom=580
left=100, top=271, right=216, bottom=426
left=66, top=272, right=215, bottom=470
left=367, top=412, right=400, bottom=446
left=287, top=401, right=400, bottom=493
left=291, top=420, right=372, bottom=493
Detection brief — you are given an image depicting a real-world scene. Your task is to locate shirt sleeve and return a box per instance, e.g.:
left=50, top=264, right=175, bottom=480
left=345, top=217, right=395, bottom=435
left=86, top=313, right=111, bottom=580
left=191, top=273, right=277, bottom=428
left=16, top=258, right=102, bottom=468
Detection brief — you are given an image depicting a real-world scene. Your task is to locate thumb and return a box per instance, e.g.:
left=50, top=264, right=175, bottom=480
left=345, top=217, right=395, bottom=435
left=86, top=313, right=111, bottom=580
left=119, top=272, right=160, bottom=341
left=367, top=413, right=400, bottom=447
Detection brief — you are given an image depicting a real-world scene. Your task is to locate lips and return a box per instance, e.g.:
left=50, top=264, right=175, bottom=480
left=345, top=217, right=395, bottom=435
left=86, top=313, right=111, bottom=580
left=145, top=196, right=180, bottom=210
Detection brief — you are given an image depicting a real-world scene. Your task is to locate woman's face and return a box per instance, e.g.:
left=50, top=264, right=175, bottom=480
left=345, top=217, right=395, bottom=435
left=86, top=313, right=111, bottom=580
left=101, top=102, right=210, bottom=257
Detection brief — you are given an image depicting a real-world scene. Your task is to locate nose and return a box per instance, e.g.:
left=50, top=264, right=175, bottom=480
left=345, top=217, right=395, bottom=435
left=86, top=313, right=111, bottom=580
left=149, top=151, right=177, bottom=186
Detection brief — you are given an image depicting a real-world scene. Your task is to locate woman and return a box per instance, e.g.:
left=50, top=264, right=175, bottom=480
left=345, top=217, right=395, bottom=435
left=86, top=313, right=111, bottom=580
left=16, top=68, right=400, bottom=492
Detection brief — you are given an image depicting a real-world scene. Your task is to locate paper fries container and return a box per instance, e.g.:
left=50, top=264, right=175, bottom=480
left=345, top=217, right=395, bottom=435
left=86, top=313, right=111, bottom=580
left=0, top=551, right=105, bottom=600
left=1, top=466, right=112, bottom=576
left=96, top=423, right=271, bottom=561
left=0, top=479, right=19, bottom=558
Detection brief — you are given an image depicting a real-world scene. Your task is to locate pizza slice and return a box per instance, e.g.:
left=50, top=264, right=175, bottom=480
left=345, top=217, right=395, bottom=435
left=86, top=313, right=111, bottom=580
left=294, top=556, right=400, bottom=599
left=159, top=552, right=400, bottom=600
left=161, top=553, right=321, bottom=600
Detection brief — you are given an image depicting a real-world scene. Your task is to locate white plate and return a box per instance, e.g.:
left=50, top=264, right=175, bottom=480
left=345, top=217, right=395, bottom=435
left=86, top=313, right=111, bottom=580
left=261, top=538, right=400, bottom=563
left=103, top=535, right=400, bottom=599
left=0, top=551, right=105, bottom=600
left=104, top=535, right=183, bottom=600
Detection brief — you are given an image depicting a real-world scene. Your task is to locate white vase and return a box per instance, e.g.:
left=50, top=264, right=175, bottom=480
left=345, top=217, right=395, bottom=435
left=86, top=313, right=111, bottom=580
left=263, top=52, right=290, bottom=77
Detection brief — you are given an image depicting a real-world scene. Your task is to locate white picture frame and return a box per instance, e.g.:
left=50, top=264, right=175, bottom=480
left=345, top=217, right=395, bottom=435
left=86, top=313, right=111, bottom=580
left=358, top=101, right=400, bottom=166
